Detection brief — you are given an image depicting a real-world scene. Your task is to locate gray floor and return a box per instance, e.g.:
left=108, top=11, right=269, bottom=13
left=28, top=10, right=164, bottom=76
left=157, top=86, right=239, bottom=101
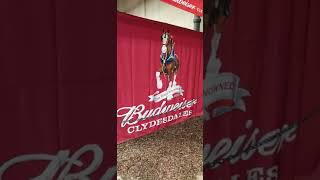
left=117, top=117, right=203, bottom=180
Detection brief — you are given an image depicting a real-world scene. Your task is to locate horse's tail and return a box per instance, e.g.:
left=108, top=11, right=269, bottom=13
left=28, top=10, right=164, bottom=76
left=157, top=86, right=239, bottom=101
left=174, top=55, right=180, bottom=73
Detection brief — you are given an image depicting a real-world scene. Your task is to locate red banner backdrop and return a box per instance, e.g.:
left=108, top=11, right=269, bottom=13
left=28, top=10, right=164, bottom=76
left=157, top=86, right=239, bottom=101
left=117, top=13, right=203, bottom=144
left=161, top=0, right=203, bottom=16
left=203, top=0, right=320, bottom=179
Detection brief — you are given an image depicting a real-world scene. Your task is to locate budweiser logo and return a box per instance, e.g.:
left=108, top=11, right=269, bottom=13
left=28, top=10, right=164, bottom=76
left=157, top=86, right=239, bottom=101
left=0, top=144, right=115, bottom=180
left=117, top=98, right=197, bottom=127
left=204, top=120, right=297, bottom=169
left=148, top=85, right=184, bottom=103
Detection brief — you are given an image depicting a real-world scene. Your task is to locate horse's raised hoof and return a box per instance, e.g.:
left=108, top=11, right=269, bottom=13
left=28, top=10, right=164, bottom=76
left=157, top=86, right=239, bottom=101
left=156, top=72, right=163, bottom=89
left=157, top=81, right=163, bottom=89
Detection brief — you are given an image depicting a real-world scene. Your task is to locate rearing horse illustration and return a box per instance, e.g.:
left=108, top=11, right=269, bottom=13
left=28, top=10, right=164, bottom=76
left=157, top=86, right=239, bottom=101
left=156, top=30, right=180, bottom=90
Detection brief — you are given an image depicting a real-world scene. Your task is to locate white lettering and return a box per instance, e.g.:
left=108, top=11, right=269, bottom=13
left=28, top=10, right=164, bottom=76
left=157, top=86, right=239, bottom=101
left=0, top=144, right=115, bottom=180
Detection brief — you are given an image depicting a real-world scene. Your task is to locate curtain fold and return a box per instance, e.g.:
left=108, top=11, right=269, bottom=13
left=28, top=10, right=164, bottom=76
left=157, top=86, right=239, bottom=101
left=204, top=0, right=320, bottom=179
left=0, top=0, right=116, bottom=179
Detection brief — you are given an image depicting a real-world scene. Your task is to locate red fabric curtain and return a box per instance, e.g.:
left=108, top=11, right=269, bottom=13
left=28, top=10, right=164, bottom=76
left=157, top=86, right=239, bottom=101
left=0, top=0, right=116, bottom=179
left=204, top=0, right=320, bottom=179
left=117, top=13, right=203, bottom=143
